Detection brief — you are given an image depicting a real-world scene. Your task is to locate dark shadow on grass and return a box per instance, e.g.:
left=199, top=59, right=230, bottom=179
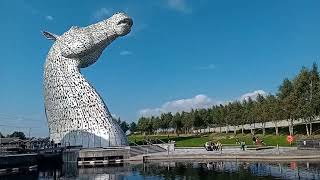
left=129, top=135, right=203, bottom=145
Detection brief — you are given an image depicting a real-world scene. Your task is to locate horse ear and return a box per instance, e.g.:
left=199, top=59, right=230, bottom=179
left=42, top=31, right=58, bottom=40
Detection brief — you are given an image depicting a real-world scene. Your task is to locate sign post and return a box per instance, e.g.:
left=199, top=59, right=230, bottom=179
left=287, top=135, right=294, bottom=146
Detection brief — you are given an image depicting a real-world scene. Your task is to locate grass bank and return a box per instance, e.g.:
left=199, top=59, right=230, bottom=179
left=128, top=133, right=320, bottom=147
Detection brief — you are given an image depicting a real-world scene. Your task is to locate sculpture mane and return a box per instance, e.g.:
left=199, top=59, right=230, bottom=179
left=43, top=12, right=133, bottom=148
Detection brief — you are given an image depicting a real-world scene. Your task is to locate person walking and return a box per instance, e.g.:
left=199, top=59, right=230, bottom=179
left=240, top=141, right=246, bottom=151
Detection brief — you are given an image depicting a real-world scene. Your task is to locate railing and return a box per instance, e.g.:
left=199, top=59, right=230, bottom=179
left=143, top=136, right=168, bottom=145
left=297, top=139, right=320, bottom=150
left=313, top=128, right=320, bottom=135
left=143, top=139, right=153, bottom=145
left=155, top=138, right=167, bottom=144
left=128, top=140, right=148, bottom=155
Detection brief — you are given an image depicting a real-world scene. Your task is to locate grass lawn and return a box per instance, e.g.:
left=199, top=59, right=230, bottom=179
left=128, top=134, right=210, bottom=147
left=209, top=133, right=292, bottom=147
left=128, top=133, right=310, bottom=147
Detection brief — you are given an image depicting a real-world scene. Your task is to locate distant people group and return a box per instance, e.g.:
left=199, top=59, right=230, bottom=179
left=204, top=136, right=266, bottom=152
left=204, top=141, right=222, bottom=151
left=252, top=136, right=266, bottom=146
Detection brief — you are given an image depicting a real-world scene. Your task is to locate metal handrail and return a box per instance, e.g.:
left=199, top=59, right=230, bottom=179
left=128, top=140, right=140, bottom=146
left=144, top=136, right=167, bottom=145
left=312, top=128, right=320, bottom=135
left=154, top=138, right=166, bottom=144
left=143, top=139, right=153, bottom=145
left=128, top=140, right=148, bottom=154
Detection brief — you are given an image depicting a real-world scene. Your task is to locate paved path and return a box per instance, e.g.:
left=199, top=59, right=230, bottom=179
left=127, top=147, right=320, bottom=162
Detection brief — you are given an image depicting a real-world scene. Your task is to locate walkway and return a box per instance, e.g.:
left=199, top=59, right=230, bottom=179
left=127, top=147, right=320, bottom=162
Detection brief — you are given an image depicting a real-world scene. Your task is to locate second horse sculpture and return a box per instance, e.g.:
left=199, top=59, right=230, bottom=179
left=43, top=12, right=133, bottom=148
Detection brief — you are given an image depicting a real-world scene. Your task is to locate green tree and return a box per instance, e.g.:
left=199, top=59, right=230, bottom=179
left=207, top=108, right=215, bottom=130
left=241, top=99, right=251, bottom=134
left=199, top=108, right=210, bottom=129
left=254, top=94, right=268, bottom=136
left=230, top=101, right=243, bottom=135
left=215, top=105, right=226, bottom=133
left=8, top=131, right=26, bottom=140
left=265, top=95, right=280, bottom=135
left=129, top=122, right=137, bottom=133
left=181, top=111, right=193, bottom=134
left=152, top=116, right=161, bottom=133
left=120, top=121, right=129, bottom=134
left=293, top=67, right=312, bottom=135
left=193, top=109, right=205, bottom=132
left=278, top=78, right=296, bottom=135
left=244, top=97, right=256, bottom=135
left=171, top=112, right=183, bottom=135
left=137, top=117, right=153, bottom=134
left=307, top=63, right=320, bottom=135
left=160, top=113, right=172, bottom=132
left=223, top=103, right=232, bottom=133
left=150, top=116, right=158, bottom=134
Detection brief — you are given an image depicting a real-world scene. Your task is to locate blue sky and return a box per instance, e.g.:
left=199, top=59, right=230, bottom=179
left=1, top=0, right=320, bottom=137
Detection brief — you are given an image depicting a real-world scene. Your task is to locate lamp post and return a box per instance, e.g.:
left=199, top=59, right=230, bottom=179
left=0, top=138, right=1, bottom=153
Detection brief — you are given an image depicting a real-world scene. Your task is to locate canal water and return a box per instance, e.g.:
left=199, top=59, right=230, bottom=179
left=2, top=160, right=320, bottom=180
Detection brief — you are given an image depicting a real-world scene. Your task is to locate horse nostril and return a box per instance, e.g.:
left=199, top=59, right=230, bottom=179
left=127, top=19, right=133, bottom=26
left=117, top=18, right=133, bottom=26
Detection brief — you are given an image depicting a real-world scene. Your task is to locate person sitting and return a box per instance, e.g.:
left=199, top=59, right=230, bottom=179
left=204, top=142, right=208, bottom=150
left=204, top=141, right=213, bottom=151
left=252, top=136, right=256, bottom=145
left=216, top=141, right=222, bottom=151
left=256, top=137, right=261, bottom=145
left=235, top=138, right=240, bottom=145
left=211, top=142, right=216, bottom=150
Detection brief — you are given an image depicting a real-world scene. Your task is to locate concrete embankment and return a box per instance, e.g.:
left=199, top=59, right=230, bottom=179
left=0, top=151, right=63, bottom=175
left=0, top=154, right=39, bottom=175
left=143, top=154, right=320, bottom=162
left=0, top=154, right=38, bottom=168
left=126, top=147, right=320, bottom=162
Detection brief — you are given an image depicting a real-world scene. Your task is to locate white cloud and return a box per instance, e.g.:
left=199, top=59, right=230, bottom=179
left=120, top=50, right=133, bottom=56
left=46, top=15, right=54, bottom=21
left=239, top=90, right=268, bottom=101
left=93, top=8, right=111, bottom=20
left=196, top=64, right=216, bottom=70
left=111, top=113, right=119, bottom=119
left=139, top=94, right=221, bottom=117
left=167, top=0, right=191, bottom=13
left=138, top=90, right=268, bottom=117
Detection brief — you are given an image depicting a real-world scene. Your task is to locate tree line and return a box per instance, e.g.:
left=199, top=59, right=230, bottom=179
left=135, top=63, right=320, bottom=136
left=114, top=117, right=137, bottom=134
left=0, top=131, right=27, bottom=139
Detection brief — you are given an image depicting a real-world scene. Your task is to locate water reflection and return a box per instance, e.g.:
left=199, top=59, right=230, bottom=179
left=4, top=161, right=320, bottom=179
